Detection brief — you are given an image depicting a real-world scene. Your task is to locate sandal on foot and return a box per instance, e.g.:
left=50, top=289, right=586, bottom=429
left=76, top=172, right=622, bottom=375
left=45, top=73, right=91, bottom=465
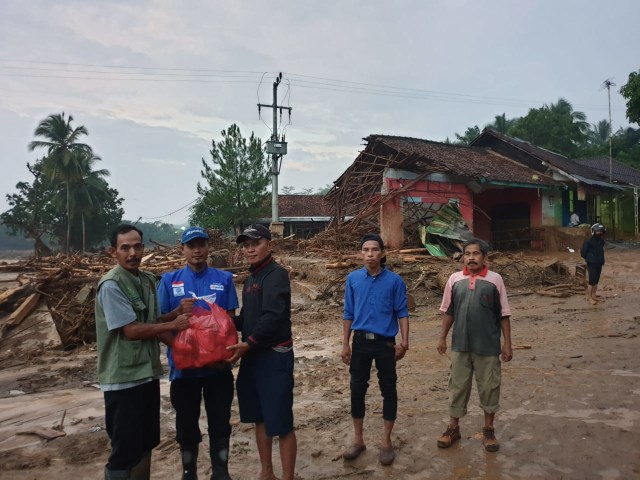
left=342, top=444, right=366, bottom=460
left=379, top=446, right=395, bottom=465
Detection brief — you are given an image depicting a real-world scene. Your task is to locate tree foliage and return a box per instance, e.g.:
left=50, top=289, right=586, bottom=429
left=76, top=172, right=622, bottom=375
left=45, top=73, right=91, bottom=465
left=28, top=112, right=94, bottom=252
left=2, top=113, right=124, bottom=254
left=451, top=97, right=640, bottom=169
left=510, top=98, right=588, bottom=157
left=454, top=125, right=480, bottom=145
left=620, top=70, right=640, bottom=125
left=1, top=160, right=57, bottom=256
left=485, top=113, right=517, bottom=134
left=130, top=221, right=181, bottom=246
left=190, top=124, right=270, bottom=231
left=586, top=120, right=611, bottom=148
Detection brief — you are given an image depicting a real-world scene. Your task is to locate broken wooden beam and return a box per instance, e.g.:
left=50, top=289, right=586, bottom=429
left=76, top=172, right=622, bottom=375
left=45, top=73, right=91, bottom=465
left=4, top=293, right=41, bottom=329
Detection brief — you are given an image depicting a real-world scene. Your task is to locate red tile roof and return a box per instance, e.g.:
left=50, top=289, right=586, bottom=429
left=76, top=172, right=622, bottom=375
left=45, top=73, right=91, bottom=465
left=277, top=194, right=332, bottom=217
left=366, top=135, right=558, bottom=186
left=472, top=128, right=603, bottom=181
left=575, top=156, right=640, bottom=186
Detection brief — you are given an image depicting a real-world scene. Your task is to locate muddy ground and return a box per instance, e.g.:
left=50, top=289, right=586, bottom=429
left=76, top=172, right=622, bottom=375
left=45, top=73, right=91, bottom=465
left=0, top=248, right=639, bottom=479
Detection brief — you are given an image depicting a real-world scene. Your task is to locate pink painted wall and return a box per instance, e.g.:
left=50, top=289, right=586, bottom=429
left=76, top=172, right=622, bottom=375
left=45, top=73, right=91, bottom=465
left=381, top=175, right=543, bottom=247
left=384, top=178, right=475, bottom=229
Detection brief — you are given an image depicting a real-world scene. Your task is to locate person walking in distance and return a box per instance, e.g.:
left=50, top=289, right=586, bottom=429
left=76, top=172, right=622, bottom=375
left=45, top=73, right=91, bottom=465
left=581, top=223, right=606, bottom=305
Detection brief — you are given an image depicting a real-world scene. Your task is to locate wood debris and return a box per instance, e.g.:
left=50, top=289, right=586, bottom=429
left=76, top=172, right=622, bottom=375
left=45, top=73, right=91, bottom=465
left=1, top=233, right=584, bottom=351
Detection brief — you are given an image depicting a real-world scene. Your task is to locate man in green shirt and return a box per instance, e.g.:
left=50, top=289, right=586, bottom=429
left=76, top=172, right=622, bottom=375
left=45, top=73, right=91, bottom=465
left=96, top=224, right=190, bottom=480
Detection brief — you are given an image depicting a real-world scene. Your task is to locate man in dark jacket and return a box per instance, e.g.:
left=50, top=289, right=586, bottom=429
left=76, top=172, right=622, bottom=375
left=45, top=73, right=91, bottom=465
left=227, top=224, right=297, bottom=480
left=580, top=223, right=606, bottom=305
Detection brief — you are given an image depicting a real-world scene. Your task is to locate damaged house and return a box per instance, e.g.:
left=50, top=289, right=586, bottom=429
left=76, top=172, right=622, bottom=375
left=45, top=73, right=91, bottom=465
left=471, top=128, right=634, bottom=237
left=326, top=134, right=564, bottom=251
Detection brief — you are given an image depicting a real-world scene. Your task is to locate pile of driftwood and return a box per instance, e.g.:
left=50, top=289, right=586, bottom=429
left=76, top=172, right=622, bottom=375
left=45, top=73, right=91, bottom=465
left=0, top=241, right=242, bottom=349
left=300, top=248, right=583, bottom=304
left=0, top=239, right=585, bottom=351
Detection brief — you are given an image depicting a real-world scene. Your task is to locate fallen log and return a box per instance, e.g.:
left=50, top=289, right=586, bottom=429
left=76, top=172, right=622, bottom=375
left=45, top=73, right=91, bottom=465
left=325, top=262, right=353, bottom=269
left=141, top=252, right=156, bottom=264
left=74, top=284, right=94, bottom=304
left=0, top=285, right=28, bottom=304
left=17, top=426, right=67, bottom=441
left=539, top=283, right=575, bottom=291
left=535, top=289, right=571, bottom=297
left=150, top=239, right=173, bottom=249
left=3, top=293, right=40, bottom=330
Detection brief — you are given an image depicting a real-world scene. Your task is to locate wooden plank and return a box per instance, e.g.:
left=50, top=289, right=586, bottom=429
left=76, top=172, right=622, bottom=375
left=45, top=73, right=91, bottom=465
left=5, top=293, right=41, bottom=328
left=141, top=252, right=156, bottom=264
left=0, top=286, right=26, bottom=304
left=17, top=426, right=67, bottom=440
left=74, top=284, right=94, bottom=304
left=398, top=248, right=429, bottom=254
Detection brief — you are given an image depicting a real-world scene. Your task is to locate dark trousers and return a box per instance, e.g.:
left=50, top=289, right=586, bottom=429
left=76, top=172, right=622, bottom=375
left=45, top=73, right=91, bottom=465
left=587, top=262, right=603, bottom=286
left=104, top=379, right=160, bottom=471
left=170, top=371, right=234, bottom=447
left=349, top=336, right=397, bottom=421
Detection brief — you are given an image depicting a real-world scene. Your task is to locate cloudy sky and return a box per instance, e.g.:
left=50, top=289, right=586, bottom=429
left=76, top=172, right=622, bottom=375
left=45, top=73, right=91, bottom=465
left=1, top=0, right=638, bottom=225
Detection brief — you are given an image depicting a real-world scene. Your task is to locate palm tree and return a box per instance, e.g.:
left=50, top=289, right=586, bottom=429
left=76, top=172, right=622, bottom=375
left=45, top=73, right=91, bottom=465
left=487, top=113, right=516, bottom=134
left=28, top=113, right=92, bottom=253
left=67, top=152, right=111, bottom=252
left=587, top=120, right=611, bottom=147
left=546, top=98, right=589, bottom=138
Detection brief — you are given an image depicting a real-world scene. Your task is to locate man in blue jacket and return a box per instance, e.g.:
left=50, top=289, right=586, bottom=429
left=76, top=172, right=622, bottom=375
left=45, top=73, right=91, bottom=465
left=341, top=233, right=409, bottom=466
left=158, top=227, right=239, bottom=480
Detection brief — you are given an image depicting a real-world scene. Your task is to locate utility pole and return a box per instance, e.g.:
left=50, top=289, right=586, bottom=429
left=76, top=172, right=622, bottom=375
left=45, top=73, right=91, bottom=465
left=602, top=78, right=616, bottom=183
left=602, top=78, right=617, bottom=238
left=258, top=72, right=292, bottom=236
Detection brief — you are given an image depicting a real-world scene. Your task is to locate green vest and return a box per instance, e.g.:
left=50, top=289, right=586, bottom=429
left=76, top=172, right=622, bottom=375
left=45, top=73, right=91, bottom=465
left=95, top=265, right=163, bottom=384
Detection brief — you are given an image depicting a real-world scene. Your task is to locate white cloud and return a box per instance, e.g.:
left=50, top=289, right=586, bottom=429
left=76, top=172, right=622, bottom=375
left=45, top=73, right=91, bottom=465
left=1, top=0, right=639, bottom=227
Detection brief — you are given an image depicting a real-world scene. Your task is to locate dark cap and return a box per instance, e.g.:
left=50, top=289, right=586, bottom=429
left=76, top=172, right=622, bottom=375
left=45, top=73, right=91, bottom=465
left=360, top=233, right=384, bottom=250
left=181, top=226, right=209, bottom=244
left=236, top=224, right=272, bottom=244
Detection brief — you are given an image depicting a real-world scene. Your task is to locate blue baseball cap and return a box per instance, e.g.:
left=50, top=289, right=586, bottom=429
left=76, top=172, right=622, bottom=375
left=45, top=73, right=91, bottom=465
left=181, top=226, right=209, bottom=244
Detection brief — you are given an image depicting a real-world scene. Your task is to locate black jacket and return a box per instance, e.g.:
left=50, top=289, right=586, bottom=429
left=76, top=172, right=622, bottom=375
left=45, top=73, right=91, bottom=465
left=580, top=235, right=605, bottom=265
left=235, top=255, right=292, bottom=349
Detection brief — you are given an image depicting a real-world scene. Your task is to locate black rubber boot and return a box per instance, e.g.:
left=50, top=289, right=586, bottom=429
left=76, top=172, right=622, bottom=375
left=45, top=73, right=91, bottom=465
left=129, top=451, right=151, bottom=480
left=104, top=466, right=130, bottom=480
left=210, top=437, right=232, bottom=480
left=181, top=445, right=199, bottom=480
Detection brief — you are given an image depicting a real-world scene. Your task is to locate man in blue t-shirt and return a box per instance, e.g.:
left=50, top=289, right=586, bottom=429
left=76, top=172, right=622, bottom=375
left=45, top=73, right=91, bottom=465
left=341, top=234, right=409, bottom=466
left=157, top=227, right=239, bottom=480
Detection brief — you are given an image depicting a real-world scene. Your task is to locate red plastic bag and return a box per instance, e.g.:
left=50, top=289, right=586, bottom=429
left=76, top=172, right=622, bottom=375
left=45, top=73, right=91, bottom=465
left=172, top=301, right=238, bottom=370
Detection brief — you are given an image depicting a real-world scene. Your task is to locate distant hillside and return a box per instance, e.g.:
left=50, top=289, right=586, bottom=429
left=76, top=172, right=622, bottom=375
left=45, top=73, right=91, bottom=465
left=0, top=224, right=35, bottom=250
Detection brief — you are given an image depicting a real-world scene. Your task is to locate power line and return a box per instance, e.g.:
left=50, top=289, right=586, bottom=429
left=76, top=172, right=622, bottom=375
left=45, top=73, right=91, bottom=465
left=139, top=198, right=198, bottom=220
left=0, top=58, right=619, bottom=112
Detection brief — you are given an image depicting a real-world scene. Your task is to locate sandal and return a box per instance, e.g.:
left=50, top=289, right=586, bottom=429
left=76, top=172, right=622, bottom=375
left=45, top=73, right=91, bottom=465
left=342, top=444, right=366, bottom=460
